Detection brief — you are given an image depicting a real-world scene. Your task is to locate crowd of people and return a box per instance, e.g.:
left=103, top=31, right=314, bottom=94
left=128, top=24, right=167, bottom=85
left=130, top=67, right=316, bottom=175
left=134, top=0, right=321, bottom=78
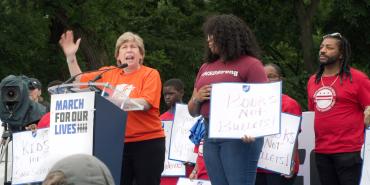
left=6, top=13, right=369, bottom=185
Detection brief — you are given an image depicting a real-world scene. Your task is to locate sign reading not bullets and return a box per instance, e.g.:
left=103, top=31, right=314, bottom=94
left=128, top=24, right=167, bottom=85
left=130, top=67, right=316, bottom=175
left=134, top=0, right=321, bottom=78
left=257, top=113, right=301, bottom=175
left=209, top=82, right=281, bottom=138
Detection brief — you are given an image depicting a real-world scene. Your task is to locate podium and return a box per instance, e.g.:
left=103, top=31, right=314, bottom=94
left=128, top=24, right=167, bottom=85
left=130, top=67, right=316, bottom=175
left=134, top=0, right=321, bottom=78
left=49, top=83, right=127, bottom=185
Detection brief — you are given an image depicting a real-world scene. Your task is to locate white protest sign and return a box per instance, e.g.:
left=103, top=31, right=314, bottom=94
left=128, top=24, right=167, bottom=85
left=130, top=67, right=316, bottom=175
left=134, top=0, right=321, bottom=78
left=360, top=129, right=370, bottom=185
left=12, top=129, right=50, bottom=184
left=169, top=104, right=199, bottom=163
left=209, top=82, right=281, bottom=138
left=162, top=121, right=186, bottom=176
left=48, top=91, right=95, bottom=165
left=257, top=113, right=301, bottom=175
left=176, top=177, right=211, bottom=185
left=296, top=111, right=318, bottom=185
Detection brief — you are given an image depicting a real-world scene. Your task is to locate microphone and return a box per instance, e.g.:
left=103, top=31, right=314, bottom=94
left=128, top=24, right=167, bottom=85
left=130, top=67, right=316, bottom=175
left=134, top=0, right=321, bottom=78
left=63, top=63, right=128, bottom=84
left=88, top=63, right=128, bottom=94
left=89, top=63, right=128, bottom=83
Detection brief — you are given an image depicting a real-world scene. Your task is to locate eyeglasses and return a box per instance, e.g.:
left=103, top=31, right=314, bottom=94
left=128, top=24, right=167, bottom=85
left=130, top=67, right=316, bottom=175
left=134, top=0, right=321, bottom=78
left=323, top=32, right=342, bottom=39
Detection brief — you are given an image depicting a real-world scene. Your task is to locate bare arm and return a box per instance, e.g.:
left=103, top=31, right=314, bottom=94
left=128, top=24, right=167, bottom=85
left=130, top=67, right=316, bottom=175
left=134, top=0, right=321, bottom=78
left=365, top=105, right=370, bottom=127
left=59, top=30, right=83, bottom=81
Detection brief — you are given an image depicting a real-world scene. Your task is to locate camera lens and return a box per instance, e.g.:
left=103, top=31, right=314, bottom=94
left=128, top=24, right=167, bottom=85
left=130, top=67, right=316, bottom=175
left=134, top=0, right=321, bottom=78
left=2, top=86, right=19, bottom=102
left=7, top=90, right=15, bottom=98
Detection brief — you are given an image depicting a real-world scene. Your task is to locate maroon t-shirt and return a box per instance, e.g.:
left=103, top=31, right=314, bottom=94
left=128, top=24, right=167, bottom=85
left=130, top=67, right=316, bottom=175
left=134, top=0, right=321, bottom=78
left=307, top=68, right=370, bottom=153
left=194, top=55, right=268, bottom=118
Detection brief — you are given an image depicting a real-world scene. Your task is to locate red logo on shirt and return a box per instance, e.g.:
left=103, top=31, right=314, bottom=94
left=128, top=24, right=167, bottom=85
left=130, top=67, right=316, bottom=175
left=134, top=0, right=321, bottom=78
left=313, top=86, right=336, bottom=112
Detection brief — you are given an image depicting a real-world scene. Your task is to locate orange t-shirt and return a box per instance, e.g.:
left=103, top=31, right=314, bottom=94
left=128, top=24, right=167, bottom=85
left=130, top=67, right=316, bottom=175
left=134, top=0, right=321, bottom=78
left=80, top=65, right=164, bottom=142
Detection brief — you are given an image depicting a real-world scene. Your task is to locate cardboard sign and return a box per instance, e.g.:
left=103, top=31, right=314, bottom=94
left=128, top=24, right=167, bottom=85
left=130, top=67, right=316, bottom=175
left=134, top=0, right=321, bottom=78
left=12, top=129, right=50, bottom=184
left=176, top=177, right=211, bottom=185
left=162, top=121, right=186, bottom=176
left=209, top=82, right=281, bottom=138
left=257, top=113, right=301, bottom=175
left=169, top=104, right=199, bottom=163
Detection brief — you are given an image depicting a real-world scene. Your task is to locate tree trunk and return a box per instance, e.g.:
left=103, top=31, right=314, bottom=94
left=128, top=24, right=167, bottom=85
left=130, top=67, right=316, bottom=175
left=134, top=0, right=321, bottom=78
left=294, top=0, right=320, bottom=73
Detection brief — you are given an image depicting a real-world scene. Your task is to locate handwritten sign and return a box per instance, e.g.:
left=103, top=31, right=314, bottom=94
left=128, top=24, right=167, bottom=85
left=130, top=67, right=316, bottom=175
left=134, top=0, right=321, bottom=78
left=360, top=129, right=370, bottom=185
left=12, top=129, right=50, bottom=184
left=176, top=177, right=211, bottom=185
left=169, top=104, right=199, bottom=163
left=209, top=82, right=281, bottom=138
left=162, top=121, right=186, bottom=176
left=49, top=91, right=95, bottom=165
left=257, top=113, right=301, bottom=175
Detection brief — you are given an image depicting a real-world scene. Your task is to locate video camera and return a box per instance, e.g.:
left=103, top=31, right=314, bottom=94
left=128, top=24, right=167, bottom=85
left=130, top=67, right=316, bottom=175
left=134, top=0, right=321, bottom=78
left=0, top=75, right=46, bottom=131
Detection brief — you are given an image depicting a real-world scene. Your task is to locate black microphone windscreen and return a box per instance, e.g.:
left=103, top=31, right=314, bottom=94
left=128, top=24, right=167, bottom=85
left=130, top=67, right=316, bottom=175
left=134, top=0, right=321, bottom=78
left=118, top=63, right=128, bottom=68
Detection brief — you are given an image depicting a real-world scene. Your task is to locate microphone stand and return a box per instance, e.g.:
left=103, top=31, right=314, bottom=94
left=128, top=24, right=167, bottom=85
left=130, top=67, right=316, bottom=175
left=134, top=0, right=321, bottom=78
left=88, top=63, right=128, bottom=95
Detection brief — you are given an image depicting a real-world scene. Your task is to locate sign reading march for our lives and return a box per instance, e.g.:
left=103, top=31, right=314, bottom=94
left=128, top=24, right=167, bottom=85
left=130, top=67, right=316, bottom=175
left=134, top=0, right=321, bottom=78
left=169, top=104, right=199, bottom=163
left=257, top=113, right=301, bottom=175
left=360, top=129, right=370, bottom=185
left=48, top=91, right=95, bottom=165
left=12, top=129, right=50, bottom=184
left=176, top=177, right=211, bottom=185
left=209, top=82, right=281, bottom=138
left=162, top=121, right=186, bottom=177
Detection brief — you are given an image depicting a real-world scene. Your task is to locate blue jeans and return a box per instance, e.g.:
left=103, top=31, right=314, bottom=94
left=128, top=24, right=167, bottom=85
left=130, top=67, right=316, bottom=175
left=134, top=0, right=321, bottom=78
left=203, top=122, right=263, bottom=185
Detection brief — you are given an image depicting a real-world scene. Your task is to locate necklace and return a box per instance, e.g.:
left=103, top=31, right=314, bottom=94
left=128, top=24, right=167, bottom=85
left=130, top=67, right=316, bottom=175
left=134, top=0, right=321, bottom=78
left=321, top=75, right=339, bottom=87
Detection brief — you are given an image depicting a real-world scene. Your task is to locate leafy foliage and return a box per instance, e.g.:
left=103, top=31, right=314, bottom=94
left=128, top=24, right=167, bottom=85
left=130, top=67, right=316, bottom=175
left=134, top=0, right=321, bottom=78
left=0, top=0, right=369, bottom=112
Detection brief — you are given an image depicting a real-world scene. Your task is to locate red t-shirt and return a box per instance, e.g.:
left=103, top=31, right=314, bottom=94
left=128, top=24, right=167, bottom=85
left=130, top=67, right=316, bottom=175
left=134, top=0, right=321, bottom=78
left=307, top=68, right=370, bottom=153
left=194, top=56, right=268, bottom=118
left=37, top=112, right=50, bottom=128
left=257, top=94, right=302, bottom=174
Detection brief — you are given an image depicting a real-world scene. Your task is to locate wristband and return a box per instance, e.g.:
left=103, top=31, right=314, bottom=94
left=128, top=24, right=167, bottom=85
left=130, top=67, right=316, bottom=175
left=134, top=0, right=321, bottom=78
left=192, top=97, right=201, bottom=105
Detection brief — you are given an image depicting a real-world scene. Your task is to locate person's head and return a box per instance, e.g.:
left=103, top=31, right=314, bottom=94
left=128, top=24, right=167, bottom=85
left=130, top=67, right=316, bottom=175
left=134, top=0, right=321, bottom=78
left=315, top=32, right=352, bottom=83
left=202, top=14, right=261, bottom=63
left=163, top=78, right=184, bottom=109
left=114, top=32, right=145, bottom=70
left=264, top=63, right=283, bottom=82
left=28, top=78, right=42, bottom=102
left=43, top=154, right=115, bottom=185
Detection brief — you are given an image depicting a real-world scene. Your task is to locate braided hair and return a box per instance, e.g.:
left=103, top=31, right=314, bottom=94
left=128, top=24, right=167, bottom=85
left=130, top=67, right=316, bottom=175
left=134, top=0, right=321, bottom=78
left=315, top=34, right=352, bottom=84
left=202, top=14, right=261, bottom=63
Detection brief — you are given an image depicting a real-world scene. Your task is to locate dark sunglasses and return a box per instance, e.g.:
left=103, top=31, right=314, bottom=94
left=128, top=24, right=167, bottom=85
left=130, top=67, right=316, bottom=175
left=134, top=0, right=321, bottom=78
left=323, top=32, right=342, bottom=39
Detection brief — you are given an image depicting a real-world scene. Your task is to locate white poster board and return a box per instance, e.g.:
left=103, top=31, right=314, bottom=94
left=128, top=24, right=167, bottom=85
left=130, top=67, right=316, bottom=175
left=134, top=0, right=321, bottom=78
left=176, top=177, right=211, bottom=185
left=12, top=129, right=50, bottom=184
left=297, top=111, right=316, bottom=185
left=360, top=129, right=370, bottom=185
left=209, top=82, right=281, bottom=138
left=162, top=121, right=186, bottom=176
left=48, top=91, right=95, bottom=166
left=169, top=104, right=199, bottom=163
left=257, top=113, right=301, bottom=175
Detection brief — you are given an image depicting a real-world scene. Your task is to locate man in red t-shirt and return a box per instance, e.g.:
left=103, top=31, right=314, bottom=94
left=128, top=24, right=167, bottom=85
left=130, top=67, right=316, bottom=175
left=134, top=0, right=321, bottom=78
left=307, top=32, right=370, bottom=185
left=160, top=79, right=194, bottom=185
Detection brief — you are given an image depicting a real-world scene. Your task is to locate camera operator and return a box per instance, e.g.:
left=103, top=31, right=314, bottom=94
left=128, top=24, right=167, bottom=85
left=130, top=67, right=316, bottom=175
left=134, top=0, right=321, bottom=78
left=28, top=78, right=49, bottom=110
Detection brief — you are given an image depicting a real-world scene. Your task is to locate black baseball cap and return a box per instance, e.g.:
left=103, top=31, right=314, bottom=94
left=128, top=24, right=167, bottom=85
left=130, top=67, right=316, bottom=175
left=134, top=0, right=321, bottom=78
left=29, top=78, right=42, bottom=90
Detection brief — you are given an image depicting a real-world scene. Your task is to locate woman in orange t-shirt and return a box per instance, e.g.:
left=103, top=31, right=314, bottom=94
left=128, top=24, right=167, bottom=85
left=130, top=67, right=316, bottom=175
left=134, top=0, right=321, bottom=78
left=59, top=30, right=165, bottom=185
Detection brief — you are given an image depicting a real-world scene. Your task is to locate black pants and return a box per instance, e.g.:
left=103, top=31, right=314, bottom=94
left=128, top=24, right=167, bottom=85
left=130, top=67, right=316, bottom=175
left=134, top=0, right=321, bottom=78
left=255, top=173, right=297, bottom=185
left=315, top=152, right=362, bottom=185
left=121, top=137, right=165, bottom=185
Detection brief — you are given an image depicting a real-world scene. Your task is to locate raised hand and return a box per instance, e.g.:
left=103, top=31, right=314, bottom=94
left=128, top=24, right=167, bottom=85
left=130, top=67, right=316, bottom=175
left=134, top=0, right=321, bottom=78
left=59, top=30, right=81, bottom=59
